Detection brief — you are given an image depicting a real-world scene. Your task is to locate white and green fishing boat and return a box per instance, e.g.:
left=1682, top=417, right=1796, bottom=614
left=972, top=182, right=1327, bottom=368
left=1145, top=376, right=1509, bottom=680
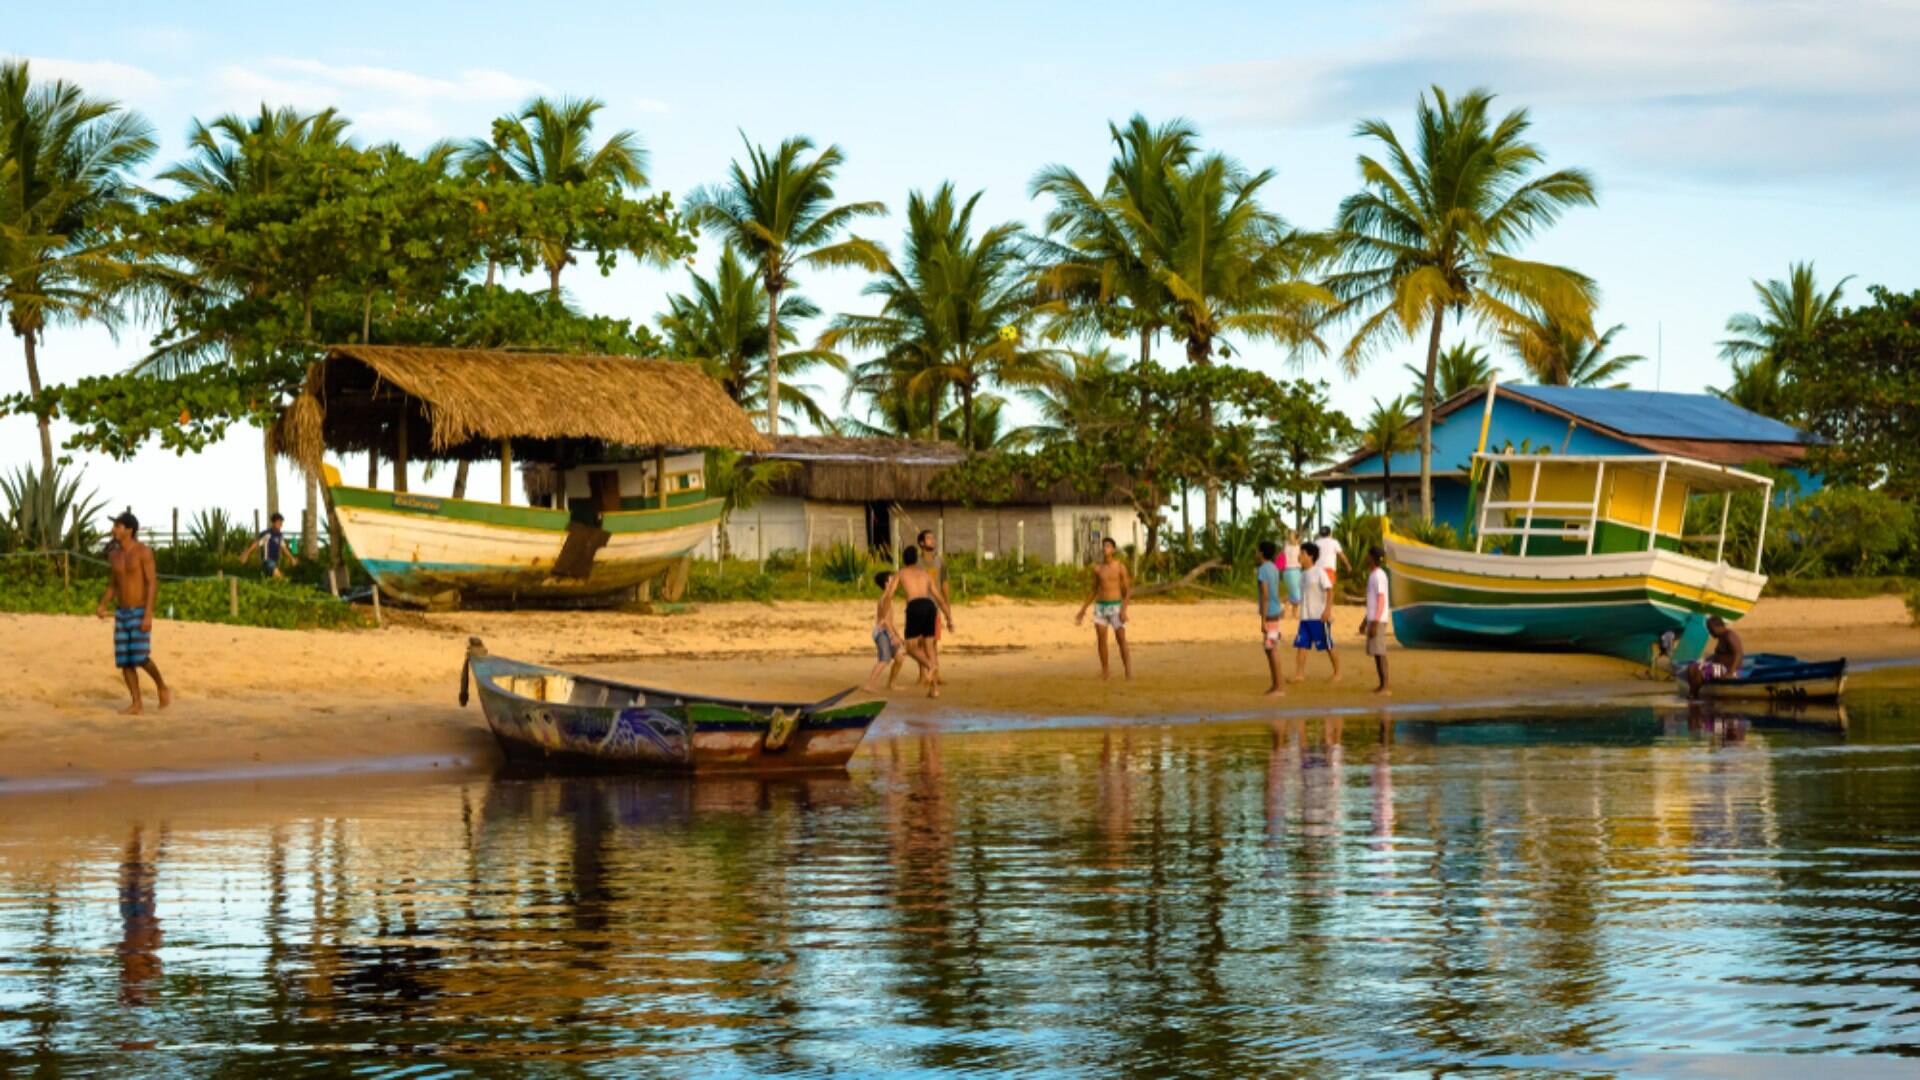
left=1385, top=450, right=1774, bottom=664
left=279, top=346, right=767, bottom=607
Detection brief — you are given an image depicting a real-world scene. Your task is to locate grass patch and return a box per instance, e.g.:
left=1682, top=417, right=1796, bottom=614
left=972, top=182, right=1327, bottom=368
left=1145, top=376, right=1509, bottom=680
left=1762, top=576, right=1916, bottom=599
left=0, top=559, right=368, bottom=630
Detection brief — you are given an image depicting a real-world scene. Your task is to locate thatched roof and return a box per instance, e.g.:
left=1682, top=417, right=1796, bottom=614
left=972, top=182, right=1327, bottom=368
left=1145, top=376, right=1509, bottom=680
left=276, top=345, right=768, bottom=468
left=759, top=435, right=1128, bottom=506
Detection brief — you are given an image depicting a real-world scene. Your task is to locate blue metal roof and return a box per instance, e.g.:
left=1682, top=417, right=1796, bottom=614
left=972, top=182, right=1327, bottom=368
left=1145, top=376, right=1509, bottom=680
left=1501, top=385, right=1806, bottom=443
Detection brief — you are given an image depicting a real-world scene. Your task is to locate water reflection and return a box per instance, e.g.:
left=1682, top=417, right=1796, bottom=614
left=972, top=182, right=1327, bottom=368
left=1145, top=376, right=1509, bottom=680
left=1, top=695, right=1917, bottom=1075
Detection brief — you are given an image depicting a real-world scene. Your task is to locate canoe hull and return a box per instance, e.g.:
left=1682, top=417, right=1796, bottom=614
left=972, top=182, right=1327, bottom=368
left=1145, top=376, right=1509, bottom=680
left=1385, top=526, right=1766, bottom=664
left=467, top=652, right=883, bottom=773
left=1677, top=656, right=1848, bottom=702
left=327, top=483, right=721, bottom=606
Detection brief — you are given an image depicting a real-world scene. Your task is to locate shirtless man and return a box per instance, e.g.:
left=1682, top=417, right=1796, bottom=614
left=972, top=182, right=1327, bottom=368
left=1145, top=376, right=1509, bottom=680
left=1074, top=537, right=1133, bottom=680
left=916, top=529, right=953, bottom=683
left=882, top=546, right=953, bottom=698
left=1686, top=616, right=1745, bottom=700
left=95, top=511, right=170, bottom=714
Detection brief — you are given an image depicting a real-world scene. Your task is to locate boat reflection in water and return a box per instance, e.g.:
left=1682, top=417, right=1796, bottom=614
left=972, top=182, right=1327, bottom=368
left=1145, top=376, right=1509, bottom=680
left=2, top=693, right=1919, bottom=1074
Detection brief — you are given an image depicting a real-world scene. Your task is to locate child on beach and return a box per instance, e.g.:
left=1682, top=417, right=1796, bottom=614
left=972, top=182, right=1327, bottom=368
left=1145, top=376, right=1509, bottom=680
left=866, top=571, right=907, bottom=692
left=1257, top=540, right=1286, bottom=697
left=240, top=512, right=297, bottom=578
left=95, top=511, right=170, bottom=714
left=1359, top=546, right=1391, bottom=695
left=1291, top=541, right=1340, bottom=684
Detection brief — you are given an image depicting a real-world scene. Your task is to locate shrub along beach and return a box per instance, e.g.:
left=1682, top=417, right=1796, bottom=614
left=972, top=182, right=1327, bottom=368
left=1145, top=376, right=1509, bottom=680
left=1, top=59, right=1917, bottom=767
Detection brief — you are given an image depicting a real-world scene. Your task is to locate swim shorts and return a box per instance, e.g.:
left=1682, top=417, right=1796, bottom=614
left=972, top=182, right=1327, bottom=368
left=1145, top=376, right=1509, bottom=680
left=1365, top=623, right=1388, bottom=657
left=873, top=626, right=898, bottom=662
left=114, top=606, right=150, bottom=668
left=905, top=597, right=938, bottom=640
left=1688, top=660, right=1729, bottom=682
left=1263, top=618, right=1284, bottom=651
left=1293, top=619, right=1332, bottom=652
left=1093, top=600, right=1126, bottom=630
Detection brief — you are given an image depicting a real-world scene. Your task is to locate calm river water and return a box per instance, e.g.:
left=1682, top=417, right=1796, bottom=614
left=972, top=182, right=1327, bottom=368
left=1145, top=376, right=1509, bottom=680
left=4, top=694, right=1920, bottom=1077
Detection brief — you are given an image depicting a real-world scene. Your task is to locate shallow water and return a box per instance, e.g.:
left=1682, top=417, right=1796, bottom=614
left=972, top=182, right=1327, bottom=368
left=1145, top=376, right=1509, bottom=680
left=4, top=696, right=1920, bottom=1077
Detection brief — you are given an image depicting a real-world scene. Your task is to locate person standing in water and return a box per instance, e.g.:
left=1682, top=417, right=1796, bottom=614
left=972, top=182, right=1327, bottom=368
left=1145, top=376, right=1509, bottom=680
left=95, top=511, right=170, bottom=714
left=1074, top=537, right=1134, bottom=680
left=1359, top=545, right=1391, bottom=695
left=1257, top=539, right=1286, bottom=697
left=882, top=546, right=952, bottom=698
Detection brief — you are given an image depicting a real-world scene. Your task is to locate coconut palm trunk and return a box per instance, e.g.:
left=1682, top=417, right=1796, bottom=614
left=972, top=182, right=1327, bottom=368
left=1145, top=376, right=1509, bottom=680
left=21, top=331, right=53, bottom=475
left=263, top=426, right=280, bottom=520
left=302, top=471, right=319, bottom=556
left=452, top=462, right=470, bottom=499
left=763, top=280, right=782, bottom=434
left=1189, top=334, right=1219, bottom=536
left=1417, top=304, right=1445, bottom=521
left=959, top=380, right=975, bottom=451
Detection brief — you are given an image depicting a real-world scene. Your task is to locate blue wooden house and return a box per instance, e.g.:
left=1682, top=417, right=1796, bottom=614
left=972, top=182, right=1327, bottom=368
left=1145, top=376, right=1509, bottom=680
left=1317, top=384, right=1817, bottom=532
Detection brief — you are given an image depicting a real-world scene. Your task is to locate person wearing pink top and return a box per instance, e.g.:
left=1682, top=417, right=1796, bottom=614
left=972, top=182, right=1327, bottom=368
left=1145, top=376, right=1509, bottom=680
left=1359, top=545, right=1391, bottom=695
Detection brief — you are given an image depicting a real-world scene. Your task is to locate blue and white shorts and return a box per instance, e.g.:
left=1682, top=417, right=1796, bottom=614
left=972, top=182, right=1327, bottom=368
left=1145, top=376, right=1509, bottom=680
left=114, top=607, right=151, bottom=668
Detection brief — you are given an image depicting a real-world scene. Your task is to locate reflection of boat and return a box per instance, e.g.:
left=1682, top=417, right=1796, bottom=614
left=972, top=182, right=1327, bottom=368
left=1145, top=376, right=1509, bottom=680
left=1678, top=654, right=1848, bottom=702
left=460, top=638, right=883, bottom=772
left=1663, top=697, right=1849, bottom=731
left=1386, top=451, right=1773, bottom=663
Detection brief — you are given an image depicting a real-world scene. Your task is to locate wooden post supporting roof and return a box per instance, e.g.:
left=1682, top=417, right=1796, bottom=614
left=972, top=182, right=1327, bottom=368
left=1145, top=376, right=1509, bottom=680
left=500, top=438, right=512, bottom=506
left=655, top=446, right=669, bottom=510
left=394, top=403, right=409, bottom=494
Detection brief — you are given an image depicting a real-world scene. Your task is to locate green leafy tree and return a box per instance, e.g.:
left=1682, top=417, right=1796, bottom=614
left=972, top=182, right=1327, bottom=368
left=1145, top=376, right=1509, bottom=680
left=1775, top=285, right=1920, bottom=495
left=824, top=183, right=1057, bottom=450
left=1502, top=316, right=1643, bottom=387
left=0, top=60, right=156, bottom=474
left=1713, top=262, right=1849, bottom=421
left=1405, top=341, right=1497, bottom=399
left=657, top=248, right=843, bottom=430
left=686, top=134, right=885, bottom=433
left=1257, top=379, right=1356, bottom=527
left=1327, top=85, right=1598, bottom=521
left=1009, top=346, right=1131, bottom=447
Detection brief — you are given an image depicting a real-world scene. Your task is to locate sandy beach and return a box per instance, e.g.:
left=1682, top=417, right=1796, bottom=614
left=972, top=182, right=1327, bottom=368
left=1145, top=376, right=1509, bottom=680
left=3, top=595, right=1916, bottom=783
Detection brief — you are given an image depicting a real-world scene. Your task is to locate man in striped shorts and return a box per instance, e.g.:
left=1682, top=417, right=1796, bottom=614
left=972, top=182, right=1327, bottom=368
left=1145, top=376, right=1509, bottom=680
left=95, top=511, right=170, bottom=714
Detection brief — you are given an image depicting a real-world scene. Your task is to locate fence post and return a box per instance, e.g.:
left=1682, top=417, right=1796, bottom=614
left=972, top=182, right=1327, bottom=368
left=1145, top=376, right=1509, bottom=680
left=890, top=517, right=900, bottom=571
left=253, top=509, right=260, bottom=534
left=937, top=519, right=945, bottom=559
left=228, top=575, right=239, bottom=618
left=371, top=582, right=382, bottom=626
left=1017, top=520, right=1025, bottom=568
left=327, top=567, right=338, bottom=597
left=976, top=518, right=984, bottom=561
left=848, top=515, right=857, bottom=553
left=172, top=507, right=179, bottom=552
left=804, top=515, right=813, bottom=570
left=756, top=510, right=765, bottom=574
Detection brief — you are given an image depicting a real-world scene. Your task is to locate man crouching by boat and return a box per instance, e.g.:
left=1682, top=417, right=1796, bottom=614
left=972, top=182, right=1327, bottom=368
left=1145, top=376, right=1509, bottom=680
left=1686, top=616, right=1744, bottom=700
left=95, top=511, right=171, bottom=714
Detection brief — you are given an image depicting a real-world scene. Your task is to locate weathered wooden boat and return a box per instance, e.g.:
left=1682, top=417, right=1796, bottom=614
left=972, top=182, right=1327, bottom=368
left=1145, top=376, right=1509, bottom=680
left=1386, top=450, right=1774, bottom=663
left=1677, top=653, right=1848, bottom=702
left=458, top=639, right=885, bottom=772
left=278, top=346, right=767, bottom=608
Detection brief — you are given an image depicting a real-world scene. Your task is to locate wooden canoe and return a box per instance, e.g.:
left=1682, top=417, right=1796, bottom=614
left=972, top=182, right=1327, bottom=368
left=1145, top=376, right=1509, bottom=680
left=459, top=638, right=884, bottom=772
left=1678, top=653, right=1848, bottom=702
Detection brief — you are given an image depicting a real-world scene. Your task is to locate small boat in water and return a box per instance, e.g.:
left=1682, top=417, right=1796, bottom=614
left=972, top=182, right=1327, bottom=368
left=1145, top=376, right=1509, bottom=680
left=459, top=638, right=884, bottom=771
left=1677, top=653, right=1848, bottom=703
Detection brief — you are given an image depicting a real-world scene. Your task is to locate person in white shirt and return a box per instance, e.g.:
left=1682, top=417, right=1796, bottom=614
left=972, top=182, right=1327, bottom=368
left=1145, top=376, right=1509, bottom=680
left=1358, top=545, right=1391, bottom=695
left=1315, top=525, right=1351, bottom=588
left=1290, top=542, right=1341, bottom=683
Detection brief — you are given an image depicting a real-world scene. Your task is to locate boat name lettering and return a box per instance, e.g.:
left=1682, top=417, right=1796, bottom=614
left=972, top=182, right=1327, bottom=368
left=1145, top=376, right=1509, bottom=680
left=393, top=494, right=443, bottom=511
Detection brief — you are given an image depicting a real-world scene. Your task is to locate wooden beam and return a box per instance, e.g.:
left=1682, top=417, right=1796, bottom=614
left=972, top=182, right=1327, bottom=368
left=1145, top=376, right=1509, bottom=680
left=394, top=403, right=409, bottom=493
left=500, top=438, right=512, bottom=506
left=656, top=446, right=669, bottom=509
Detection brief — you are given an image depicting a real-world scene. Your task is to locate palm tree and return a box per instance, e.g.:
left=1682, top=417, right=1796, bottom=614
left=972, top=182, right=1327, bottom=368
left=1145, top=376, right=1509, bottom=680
left=1029, top=115, right=1197, bottom=367
left=687, top=134, right=885, bottom=434
left=150, top=104, right=352, bottom=530
left=1008, top=346, right=1130, bottom=447
left=463, top=96, right=647, bottom=300
left=1712, top=262, right=1849, bottom=420
left=1358, top=394, right=1419, bottom=512
left=1502, top=315, right=1642, bottom=387
left=1405, top=341, right=1497, bottom=400
left=1328, top=85, right=1598, bottom=521
left=0, top=60, right=156, bottom=474
left=656, top=249, right=844, bottom=431
left=822, top=184, right=1058, bottom=450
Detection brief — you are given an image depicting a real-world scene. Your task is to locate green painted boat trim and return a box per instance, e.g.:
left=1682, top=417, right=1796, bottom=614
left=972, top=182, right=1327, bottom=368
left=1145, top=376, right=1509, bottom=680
left=330, top=484, right=723, bottom=533
left=1393, top=573, right=1748, bottom=621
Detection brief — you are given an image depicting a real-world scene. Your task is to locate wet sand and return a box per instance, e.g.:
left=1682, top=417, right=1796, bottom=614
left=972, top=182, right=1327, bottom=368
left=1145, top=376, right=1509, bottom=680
left=3, top=596, right=1916, bottom=783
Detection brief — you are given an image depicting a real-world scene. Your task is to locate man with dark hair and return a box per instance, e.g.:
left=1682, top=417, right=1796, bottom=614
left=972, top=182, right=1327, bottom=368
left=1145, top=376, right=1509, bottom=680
left=882, top=545, right=951, bottom=698
left=96, top=511, right=170, bottom=714
left=1686, top=616, right=1744, bottom=700
left=1256, top=539, right=1286, bottom=697
left=1291, top=540, right=1340, bottom=683
left=915, top=528, right=953, bottom=682
left=1074, top=536, right=1134, bottom=680
left=240, top=512, right=297, bottom=578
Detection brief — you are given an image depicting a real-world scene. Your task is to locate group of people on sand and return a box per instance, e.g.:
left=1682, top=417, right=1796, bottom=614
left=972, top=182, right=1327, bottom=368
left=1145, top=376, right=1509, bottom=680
left=862, top=523, right=1396, bottom=699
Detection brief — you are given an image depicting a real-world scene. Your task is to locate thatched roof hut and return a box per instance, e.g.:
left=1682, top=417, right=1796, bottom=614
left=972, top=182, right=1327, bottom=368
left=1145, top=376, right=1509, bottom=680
left=758, top=435, right=1127, bottom=505
left=276, top=345, right=768, bottom=469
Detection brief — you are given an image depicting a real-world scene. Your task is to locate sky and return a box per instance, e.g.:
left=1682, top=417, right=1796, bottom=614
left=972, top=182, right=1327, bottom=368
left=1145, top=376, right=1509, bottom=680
left=8, top=0, right=1920, bottom=521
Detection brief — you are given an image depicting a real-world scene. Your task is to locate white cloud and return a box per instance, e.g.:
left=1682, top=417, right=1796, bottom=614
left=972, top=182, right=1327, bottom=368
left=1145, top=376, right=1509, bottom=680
left=209, top=57, right=549, bottom=143
left=11, top=56, right=176, bottom=102
left=1169, top=0, right=1920, bottom=182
